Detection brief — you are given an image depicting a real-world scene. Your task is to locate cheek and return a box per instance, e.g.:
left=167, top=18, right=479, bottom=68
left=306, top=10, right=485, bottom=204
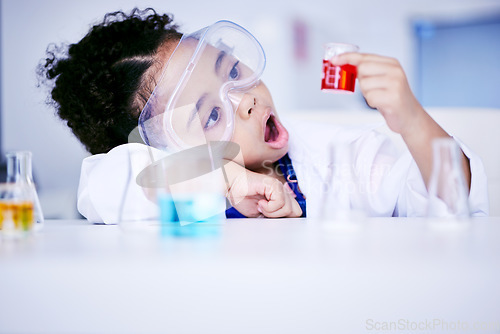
left=231, top=129, right=252, bottom=153
left=232, top=117, right=254, bottom=143
left=230, top=126, right=261, bottom=165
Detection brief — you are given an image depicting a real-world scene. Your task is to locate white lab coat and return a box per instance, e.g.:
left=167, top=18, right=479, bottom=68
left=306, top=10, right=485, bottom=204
left=77, top=119, right=489, bottom=224
left=282, top=118, right=488, bottom=218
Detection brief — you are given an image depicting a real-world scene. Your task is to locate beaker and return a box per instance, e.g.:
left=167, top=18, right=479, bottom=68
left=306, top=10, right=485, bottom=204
left=0, top=182, right=35, bottom=236
left=321, top=43, right=359, bottom=93
left=320, top=141, right=365, bottom=224
left=117, top=141, right=229, bottom=237
left=5, top=151, right=44, bottom=226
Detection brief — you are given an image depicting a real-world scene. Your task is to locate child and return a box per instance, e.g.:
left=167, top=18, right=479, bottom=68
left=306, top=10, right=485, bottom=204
left=39, top=8, right=488, bottom=223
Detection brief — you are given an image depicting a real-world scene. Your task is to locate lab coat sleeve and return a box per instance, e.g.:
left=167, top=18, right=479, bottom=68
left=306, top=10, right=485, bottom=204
left=285, top=119, right=403, bottom=217
left=77, top=153, right=105, bottom=223
left=286, top=118, right=489, bottom=217
left=452, top=136, right=489, bottom=216
left=363, top=133, right=489, bottom=217
left=77, top=143, right=162, bottom=224
left=348, top=130, right=414, bottom=216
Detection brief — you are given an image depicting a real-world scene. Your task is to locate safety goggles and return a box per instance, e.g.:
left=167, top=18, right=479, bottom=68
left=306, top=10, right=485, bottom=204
left=138, top=20, right=266, bottom=151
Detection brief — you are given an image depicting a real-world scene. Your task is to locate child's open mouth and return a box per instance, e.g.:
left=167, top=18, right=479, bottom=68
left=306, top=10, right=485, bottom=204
left=264, top=113, right=289, bottom=149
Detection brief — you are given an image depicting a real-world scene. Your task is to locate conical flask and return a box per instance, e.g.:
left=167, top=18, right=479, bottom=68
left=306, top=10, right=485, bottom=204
left=6, top=151, right=44, bottom=226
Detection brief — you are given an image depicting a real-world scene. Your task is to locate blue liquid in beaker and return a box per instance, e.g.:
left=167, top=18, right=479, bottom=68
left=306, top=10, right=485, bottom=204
left=158, top=193, right=224, bottom=237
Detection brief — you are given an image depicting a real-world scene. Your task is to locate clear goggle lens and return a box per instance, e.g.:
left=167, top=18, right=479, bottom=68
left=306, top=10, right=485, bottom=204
left=138, top=20, right=266, bottom=151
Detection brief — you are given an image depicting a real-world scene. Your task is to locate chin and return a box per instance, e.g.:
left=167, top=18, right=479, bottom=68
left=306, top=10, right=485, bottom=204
left=251, top=146, right=289, bottom=170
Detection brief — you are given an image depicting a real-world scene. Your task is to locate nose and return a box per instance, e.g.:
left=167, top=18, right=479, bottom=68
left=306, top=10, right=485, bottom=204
left=229, top=92, right=257, bottom=120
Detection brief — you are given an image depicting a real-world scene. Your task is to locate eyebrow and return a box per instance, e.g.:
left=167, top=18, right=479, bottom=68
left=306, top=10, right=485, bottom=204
left=187, top=93, right=207, bottom=129
left=215, top=51, right=226, bottom=76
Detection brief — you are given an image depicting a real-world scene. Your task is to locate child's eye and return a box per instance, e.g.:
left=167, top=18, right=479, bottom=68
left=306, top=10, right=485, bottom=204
left=204, top=107, right=221, bottom=130
left=229, top=61, right=240, bottom=80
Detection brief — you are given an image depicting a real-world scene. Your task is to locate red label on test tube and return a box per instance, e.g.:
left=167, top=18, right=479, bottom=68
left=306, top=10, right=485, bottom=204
left=321, top=59, right=357, bottom=92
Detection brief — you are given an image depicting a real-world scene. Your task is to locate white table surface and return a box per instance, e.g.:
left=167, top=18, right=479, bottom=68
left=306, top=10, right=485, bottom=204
left=1, top=217, right=499, bottom=334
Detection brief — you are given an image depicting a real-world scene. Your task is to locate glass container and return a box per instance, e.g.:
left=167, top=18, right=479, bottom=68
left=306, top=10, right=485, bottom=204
left=5, top=151, right=44, bottom=226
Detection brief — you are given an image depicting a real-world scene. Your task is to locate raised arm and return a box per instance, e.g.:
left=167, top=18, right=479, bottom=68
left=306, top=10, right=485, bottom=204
left=331, top=53, right=471, bottom=189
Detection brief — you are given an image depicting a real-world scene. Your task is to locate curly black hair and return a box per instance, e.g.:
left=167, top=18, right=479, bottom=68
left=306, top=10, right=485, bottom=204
left=38, top=8, right=182, bottom=154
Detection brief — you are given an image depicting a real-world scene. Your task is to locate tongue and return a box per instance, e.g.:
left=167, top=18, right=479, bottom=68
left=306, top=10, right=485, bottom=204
left=265, top=117, right=278, bottom=142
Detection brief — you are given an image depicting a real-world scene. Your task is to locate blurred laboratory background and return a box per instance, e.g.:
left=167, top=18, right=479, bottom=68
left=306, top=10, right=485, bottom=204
left=1, top=0, right=499, bottom=218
